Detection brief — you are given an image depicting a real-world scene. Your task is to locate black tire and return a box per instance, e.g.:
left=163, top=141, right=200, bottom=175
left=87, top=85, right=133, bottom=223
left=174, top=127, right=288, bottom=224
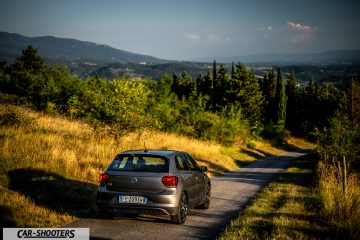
left=198, top=183, right=211, bottom=209
left=171, top=193, right=188, bottom=224
left=99, top=208, right=116, bottom=219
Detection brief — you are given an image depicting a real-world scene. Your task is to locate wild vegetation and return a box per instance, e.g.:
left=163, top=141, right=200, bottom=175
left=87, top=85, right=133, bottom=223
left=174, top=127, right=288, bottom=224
left=0, top=46, right=359, bottom=237
left=1, top=46, right=358, bottom=144
left=0, top=104, right=282, bottom=227
left=219, top=154, right=330, bottom=239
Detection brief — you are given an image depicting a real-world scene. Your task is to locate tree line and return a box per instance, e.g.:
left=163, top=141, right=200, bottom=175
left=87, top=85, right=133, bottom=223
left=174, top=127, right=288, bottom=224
left=0, top=46, right=359, bottom=162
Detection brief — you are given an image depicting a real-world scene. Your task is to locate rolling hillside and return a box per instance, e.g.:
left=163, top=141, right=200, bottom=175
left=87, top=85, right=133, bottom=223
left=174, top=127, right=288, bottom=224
left=0, top=32, right=164, bottom=64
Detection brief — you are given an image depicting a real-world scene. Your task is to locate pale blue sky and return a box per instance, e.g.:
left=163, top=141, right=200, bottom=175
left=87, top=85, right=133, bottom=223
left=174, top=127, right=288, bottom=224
left=1, top=0, right=359, bottom=60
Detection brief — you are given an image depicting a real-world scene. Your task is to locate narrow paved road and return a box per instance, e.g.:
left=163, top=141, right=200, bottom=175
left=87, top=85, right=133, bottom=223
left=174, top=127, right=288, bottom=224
left=68, top=149, right=311, bottom=240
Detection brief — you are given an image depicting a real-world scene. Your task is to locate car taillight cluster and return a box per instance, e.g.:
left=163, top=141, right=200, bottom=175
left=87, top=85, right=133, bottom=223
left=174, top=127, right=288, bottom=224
left=99, top=173, right=110, bottom=183
left=161, top=176, right=178, bottom=188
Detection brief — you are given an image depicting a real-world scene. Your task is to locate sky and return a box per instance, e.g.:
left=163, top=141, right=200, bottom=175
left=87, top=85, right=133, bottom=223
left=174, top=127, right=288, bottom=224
left=1, top=0, right=360, bottom=60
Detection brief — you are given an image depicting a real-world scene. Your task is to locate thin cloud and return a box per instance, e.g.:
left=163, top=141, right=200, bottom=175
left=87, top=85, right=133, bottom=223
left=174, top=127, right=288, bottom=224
left=287, top=22, right=313, bottom=32
left=287, top=21, right=317, bottom=43
left=183, top=32, right=231, bottom=45
left=183, top=32, right=201, bottom=41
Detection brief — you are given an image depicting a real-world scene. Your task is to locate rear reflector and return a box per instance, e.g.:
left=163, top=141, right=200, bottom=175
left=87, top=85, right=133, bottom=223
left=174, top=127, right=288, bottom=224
left=99, top=173, right=110, bottom=183
left=162, top=176, right=178, bottom=188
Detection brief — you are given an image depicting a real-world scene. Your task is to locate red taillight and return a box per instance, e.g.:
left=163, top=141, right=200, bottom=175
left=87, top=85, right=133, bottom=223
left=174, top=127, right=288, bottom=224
left=162, top=176, right=178, bottom=188
left=99, top=173, right=110, bottom=183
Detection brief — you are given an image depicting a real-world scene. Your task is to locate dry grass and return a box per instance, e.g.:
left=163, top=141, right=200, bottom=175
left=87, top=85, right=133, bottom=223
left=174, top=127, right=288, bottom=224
left=252, top=139, right=284, bottom=155
left=317, top=161, right=360, bottom=239
left=0, top=104, right=260, bottom=227
left=0, top=105, right=315, bottom=228
left=285, top=136, right=316, bottom=149
left=0, top=186, right=75, bottom=227
left=220, top=153, right=360, bottom=240
left=219, top=154, right=330, bottom=240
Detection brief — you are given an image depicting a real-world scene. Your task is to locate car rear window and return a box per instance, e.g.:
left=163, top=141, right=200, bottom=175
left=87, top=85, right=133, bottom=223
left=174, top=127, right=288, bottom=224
left=108, top=154, right=169, bottom=172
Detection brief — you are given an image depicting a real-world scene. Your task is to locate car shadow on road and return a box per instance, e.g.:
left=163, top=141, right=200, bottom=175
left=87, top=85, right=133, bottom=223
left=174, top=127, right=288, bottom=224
left=7, top=168, right=98, bottom=219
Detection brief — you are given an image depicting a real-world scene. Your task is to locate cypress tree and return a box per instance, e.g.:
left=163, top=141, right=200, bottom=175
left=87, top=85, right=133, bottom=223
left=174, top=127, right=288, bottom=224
left=231, top=62, right=235, bottom=80
left=274, top=68, right=287, bottom=126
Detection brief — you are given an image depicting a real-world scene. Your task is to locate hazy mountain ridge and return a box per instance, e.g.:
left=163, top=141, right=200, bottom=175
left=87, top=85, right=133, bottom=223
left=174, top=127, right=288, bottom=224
left=1, top=32, right=359, bottom=82
left=199, top=50, right=360, bottom=64
left=0, top=32, right=165, bottom=64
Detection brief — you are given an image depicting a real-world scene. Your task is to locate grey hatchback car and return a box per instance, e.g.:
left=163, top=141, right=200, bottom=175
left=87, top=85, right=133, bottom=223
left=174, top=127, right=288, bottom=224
left=96, top=150, right=211, bottom=224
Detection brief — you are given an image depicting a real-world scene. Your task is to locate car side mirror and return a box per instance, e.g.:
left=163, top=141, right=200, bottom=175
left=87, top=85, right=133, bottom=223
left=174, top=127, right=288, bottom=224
left=200, top=166, right=208, bottom=172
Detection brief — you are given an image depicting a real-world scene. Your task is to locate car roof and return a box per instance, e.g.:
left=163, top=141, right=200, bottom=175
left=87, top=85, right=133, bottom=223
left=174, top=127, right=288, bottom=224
left=120, top=150, right=183, bottom=157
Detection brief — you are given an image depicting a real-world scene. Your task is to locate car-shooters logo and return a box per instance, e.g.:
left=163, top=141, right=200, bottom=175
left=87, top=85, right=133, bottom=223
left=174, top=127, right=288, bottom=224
left=3, top=228, right=89, bottom=240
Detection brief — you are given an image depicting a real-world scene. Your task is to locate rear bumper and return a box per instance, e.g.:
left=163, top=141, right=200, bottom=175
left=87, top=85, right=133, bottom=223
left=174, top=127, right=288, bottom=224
left=96, top=187, right=180, bottom=216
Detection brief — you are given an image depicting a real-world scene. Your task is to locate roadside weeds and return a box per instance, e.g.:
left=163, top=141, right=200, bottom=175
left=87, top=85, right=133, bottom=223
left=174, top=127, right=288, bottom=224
left=219, top=154, right=334, bottom=240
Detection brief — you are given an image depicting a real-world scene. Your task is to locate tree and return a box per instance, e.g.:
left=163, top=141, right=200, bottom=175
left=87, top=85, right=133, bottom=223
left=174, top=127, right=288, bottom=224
left=214, top=64, right=229, bottom=108
left=171, top=72, right=193, bottom=99
left=262, top=69, right=277, bottom=123
left=285, top=72, right=298, bottom=131
left=71, top=77, right=151, bottom=132
left=212, top=60, right=219, bottom=111
left=13, top=45, right=45, bottom=74
left=273, top=68, right=287, bottom=126
left=193, top=71, right=213, bottom=111
left=231, top=63, right=264, bottom=127
left=347, top=78, right=360, bottom=128
left=154, top=73, right=173, bottom=102
left=231, top=62, right=235, bottom=80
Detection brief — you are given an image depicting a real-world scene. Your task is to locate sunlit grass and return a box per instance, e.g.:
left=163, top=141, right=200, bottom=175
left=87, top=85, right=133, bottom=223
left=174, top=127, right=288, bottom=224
left=0, top=104, right=262, bottom=227
left=285, top=136, right=316, bottom=149
left=219, top=154, right=331, bottom=240
left=0, top=104, right=315, bottom=228
left=318, top=161, right=360, bottom=239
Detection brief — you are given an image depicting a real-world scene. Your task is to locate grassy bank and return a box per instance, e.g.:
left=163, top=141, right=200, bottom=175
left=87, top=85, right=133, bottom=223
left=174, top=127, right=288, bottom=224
left=219, top=153, right=360, bottom=239
left=219, top=154, right=332, bottom=239
left=317, top=161, right=360, bottom=239
left=0, top=104, right=288, bottom=227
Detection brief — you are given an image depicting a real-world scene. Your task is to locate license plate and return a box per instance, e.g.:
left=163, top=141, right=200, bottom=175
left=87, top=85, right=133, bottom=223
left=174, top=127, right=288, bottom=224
left=118, top=195, right=147, bottom=204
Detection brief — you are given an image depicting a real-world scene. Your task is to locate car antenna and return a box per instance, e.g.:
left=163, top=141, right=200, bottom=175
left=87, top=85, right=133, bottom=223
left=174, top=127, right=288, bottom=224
left=144, top=142, right=148, bottom=153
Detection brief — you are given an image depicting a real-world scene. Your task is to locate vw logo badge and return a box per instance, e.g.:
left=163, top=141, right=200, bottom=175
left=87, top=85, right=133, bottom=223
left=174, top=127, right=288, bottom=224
left=131, top=177, right=138, bottom=184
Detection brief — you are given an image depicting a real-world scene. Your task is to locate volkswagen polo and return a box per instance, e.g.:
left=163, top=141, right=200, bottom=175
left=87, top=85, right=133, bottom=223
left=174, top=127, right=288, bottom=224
left=96, top=150, right=211, bottom=224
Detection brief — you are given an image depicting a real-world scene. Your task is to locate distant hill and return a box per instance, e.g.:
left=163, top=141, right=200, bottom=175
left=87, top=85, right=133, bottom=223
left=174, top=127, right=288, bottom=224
left=0, top=32, right=165, bottom=64
left=199, top=50, right=360, bottom=65
left=1, top=31, right=359, bottom=82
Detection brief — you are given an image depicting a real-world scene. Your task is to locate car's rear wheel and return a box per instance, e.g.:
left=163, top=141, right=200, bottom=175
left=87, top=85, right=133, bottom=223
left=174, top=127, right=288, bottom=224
left=171, top=192, right=187, bottom=224
left=99, top=208, right=116, bottom=219
left=198, top=183, right=211, bottom=209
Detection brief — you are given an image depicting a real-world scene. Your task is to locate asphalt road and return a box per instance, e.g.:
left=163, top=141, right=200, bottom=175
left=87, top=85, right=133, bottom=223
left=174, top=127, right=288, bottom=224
left=67, top=149, right=311, bottom=240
